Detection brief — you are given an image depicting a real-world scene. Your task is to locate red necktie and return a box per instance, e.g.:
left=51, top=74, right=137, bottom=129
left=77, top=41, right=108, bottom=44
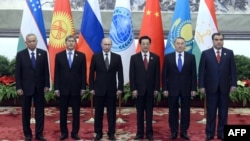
left=216, top=50, right=220, bottom=63
left=144, top=54, right=148, bottom=70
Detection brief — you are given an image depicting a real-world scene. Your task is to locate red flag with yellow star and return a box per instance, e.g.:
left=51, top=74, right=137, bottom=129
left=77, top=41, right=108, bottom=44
left=48, top=0, right=75, bottom=82
left=136, top=0, right=164, bottom=72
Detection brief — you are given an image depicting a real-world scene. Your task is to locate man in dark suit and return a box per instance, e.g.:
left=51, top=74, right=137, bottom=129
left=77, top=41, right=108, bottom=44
left=199, top=32, right=237, bottom=141
left=162, top=37, right=197, bottom=140
left=15, top=33, right=50, bottom=141
left=129, top=36, right=160, bottom=140
left=54, top=35, right=86, bottom=140
left=89, top=37, right=124, bottom=141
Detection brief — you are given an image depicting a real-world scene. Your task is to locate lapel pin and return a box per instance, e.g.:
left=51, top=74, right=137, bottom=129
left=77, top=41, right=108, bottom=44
left=150, top=57, right=153, bottom=60
left=224, top=53, right=227, bottom=55
left=38, top=53, right=41, bottom=56
left=75, top=54, right=78, bottom=56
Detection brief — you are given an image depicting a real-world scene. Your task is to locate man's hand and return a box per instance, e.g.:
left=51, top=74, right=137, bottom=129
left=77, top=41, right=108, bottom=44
left=163, top=90, right=169, bottom=97
left=80, top=89, right=86, bottom=96
left=54, top=90, right=60, bottom=97
left=191, top=91, right=196, bottom=97
left=90, top=90, right=95, bottom=95
left=116, top=90, right=122, bottom=96
left=44, top=87, right=49, bottom=93
left=16, top=89, right=23, bottom=96
left=132, top=90, right=138, bottom=98
left=199, top=88, right=206, bottom=94
left=154, top=91, right=158, bottom=97
left=230, top=86, right=237, bottom=93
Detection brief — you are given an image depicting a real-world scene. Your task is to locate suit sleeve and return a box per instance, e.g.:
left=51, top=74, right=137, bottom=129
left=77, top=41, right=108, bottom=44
left=154, top=55, right=160, bottom=91
left=191, top=55, right=197, bottom=91
left=129, top=56, right=136, bottom=91
left=198, top=52, right=206, bottom=88
left=54, top=54, right=59, bottom=90
left=89, top=55, right=95, bottom=90
left=117, top=55, right=124, bottom=91
left=15, top=52, right=22, bottom=90
left=44, top=51, right=50, bottom=88
left=162, top=55, right=168, bottom=91
left=230, top=51, right=237, bottom=86
left=81, top=53, right=87, bottom=90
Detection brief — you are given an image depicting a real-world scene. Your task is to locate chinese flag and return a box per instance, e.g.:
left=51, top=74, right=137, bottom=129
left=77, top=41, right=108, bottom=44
left=136, top=0, right=164, bottom=82
left=48, top=0, right=75, bottom=82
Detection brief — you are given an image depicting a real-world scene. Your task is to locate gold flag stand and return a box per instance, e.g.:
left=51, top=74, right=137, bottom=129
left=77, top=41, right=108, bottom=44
left=85, top=94, right=94, bottom=123
left=30, top=100, right=36, bottom=123
left=197, top=96, right=206, bottom=124
left=116, top=94, right=127, bottom=123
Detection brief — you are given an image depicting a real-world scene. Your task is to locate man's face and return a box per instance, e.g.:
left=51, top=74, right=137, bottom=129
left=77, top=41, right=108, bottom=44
left=174, top=38, right=185, bottom=53
left=25, top=35, right=37, bottom=51
left=65, top=37, right=76, bottom=50
left=213, top=35, right=224, bottom=50
left=101, top=38, right=112, bottom=53
left=140, top=39, right=150, bottom=53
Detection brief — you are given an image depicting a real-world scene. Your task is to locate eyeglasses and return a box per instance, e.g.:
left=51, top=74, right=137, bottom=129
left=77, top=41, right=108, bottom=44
left=213, top=39, right=223, bottom=41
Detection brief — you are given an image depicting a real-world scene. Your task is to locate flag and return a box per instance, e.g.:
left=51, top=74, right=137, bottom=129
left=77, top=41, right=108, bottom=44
left=77, top=0, right=104, bottom=84
left=193, top=0, right=218, bottom=71
left=165, top=0, right=193, bottom=54
left=48, top=0, right=75, bottom=82
left=136, top=0, right=164, bottom=74
left=109, top=0, right=135, bottom=84
left=17, top=0, right=47, bottom=52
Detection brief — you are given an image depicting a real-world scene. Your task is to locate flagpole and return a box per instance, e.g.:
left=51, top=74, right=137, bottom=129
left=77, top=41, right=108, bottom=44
left=85, top=94, right=94, bottom=123
left=116, top=94, right=127, bottom=123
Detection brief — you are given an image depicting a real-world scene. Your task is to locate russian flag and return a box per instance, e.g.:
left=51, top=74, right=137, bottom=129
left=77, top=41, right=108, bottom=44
left=77, top=0, right=104, bottom=84
left=17, top=0, right=47, bottom=52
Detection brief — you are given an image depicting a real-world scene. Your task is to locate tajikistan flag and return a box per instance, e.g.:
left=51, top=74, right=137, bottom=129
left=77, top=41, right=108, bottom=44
left=17, top=0, right=47, bottom=52
left=193, top=0, right=218, bottom=72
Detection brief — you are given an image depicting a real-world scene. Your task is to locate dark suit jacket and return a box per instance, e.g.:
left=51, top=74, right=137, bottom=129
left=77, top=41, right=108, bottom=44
left=15, top=48, right=50, bottom=95
left=89, top=52, right=124, bottom=95
left=129, top=52, right=160, bottom=95
left=54, top=50, right=86, bottom=95
left=198, top=47, right=237, bottom=94
left=162, top=52, right=197, bottom=96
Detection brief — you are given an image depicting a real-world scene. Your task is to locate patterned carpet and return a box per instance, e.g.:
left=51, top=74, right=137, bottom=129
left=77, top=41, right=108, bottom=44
left=0, top=107, right=250, bottom=141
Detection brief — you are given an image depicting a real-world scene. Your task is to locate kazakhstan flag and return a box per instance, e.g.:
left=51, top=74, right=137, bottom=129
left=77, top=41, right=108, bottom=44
left=165, top=0, right=193, bottom=54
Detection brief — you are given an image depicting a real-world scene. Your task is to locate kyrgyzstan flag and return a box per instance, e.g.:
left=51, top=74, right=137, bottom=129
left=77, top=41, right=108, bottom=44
left=48, top=0, right=75, bottom=82
left=136, top=0, right=164, bottom=73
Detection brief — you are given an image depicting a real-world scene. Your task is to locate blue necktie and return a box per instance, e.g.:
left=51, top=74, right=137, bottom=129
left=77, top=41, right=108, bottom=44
left=68, top=51, right=72, bottom=68
left=178, top=54, right=182, bottom=72
left=31, top=52, right=36, bottom=68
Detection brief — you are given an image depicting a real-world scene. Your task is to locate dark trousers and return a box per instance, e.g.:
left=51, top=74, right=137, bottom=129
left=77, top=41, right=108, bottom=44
left=135, top=91, right=154, bottom=137
left=21, top=88, right=45, bottom=137
left=206, top=88, right=229, bottom=137
left=59, top=94, right=81, bottom=136
left=168, top=95, right=191, bottom=134
left=94, top=94, right=117, bottom=136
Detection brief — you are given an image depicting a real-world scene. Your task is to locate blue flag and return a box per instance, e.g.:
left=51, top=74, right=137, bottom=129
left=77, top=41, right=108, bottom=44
left=165, top=0, right=193, bottom=54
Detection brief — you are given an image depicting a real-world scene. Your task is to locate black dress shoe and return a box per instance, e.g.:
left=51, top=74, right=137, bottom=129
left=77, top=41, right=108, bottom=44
left=217, top=135, right=224, bottom=140
left=206, top=135, right=214, bottom=141
left=35, top=136, right=46, bottom=141
left=134, top=134, right=143, bottom=140
left=180, top=132, right=190, bottom=140
left=25, top=136, right=32, bottom=141
left=94, top=133, right=102, bottom=141
left=60, top=134, right=68, bottom=140
left=146, top=135, right=153, bottom=140
left=171, top=132, right=178, bottom=140
left=71, top=134, right=80, bottom=140
left=109, top=134, right=116, bottom=140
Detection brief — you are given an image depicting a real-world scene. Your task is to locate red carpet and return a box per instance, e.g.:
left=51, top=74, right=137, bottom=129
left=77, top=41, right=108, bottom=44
left=0, top=107, right=250, bottom=141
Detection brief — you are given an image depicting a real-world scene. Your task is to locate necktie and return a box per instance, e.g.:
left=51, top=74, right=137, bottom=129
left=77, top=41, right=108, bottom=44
left=144, top=54, right=148, bottom=70
left=216, top=50, right=221, bottom=63
left=105, top=53, right=109, bottom=70
left=31, top=52, right=36, bottom=68
left=178, top=54, right=182, bottom=72
left=68, top=51, right=72, bottom=68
